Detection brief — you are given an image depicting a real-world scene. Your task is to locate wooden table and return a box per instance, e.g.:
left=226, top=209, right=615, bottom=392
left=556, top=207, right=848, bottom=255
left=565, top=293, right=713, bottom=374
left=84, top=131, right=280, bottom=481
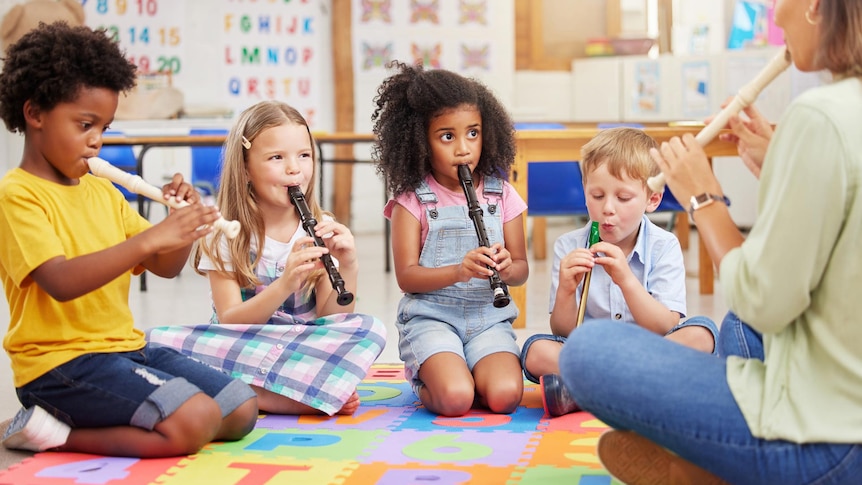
left=507, top=127, right=740, bottom=328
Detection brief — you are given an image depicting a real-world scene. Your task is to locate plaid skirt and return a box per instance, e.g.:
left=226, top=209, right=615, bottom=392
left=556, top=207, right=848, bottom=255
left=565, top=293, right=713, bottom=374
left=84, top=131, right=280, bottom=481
left=146, top=313, right=386, bottom=415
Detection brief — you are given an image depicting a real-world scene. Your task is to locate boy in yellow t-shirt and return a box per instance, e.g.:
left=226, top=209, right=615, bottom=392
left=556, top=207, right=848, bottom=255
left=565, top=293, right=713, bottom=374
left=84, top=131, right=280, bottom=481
left=0, top=22, right=257, bottom=457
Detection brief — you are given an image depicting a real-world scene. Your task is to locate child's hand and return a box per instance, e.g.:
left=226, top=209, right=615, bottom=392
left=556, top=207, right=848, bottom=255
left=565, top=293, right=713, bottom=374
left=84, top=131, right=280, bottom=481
left=280, top=236, right=329, bottom=294
left=457, top=246, right=500, bottom=282
left=152, top=203, right=221, bottom=253
left=314, top=219, right=357, bottom=269
left=488, top=243, right=514, bottom=280
left=162, top=173, right=200, bottom=207
left=557, top=248, right=595, bottom=294
left=591, top=242, right=634, bottom=286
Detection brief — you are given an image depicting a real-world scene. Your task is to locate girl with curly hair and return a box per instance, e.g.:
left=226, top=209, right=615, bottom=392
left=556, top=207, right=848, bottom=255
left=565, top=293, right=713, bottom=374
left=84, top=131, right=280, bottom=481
left=373, top=62, right=528, bottom=417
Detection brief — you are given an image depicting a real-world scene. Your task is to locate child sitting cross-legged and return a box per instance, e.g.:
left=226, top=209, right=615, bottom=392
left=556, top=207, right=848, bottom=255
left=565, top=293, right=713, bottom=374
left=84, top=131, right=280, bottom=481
left=520, top=127, right=718, bottom=417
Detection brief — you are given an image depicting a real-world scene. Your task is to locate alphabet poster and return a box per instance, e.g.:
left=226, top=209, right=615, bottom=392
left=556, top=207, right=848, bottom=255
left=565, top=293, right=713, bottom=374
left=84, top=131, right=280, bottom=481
left=221, top=0, right=322, bottom=125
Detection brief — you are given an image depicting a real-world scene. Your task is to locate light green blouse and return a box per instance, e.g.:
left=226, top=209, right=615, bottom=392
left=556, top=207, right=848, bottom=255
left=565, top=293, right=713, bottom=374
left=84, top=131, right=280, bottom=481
left=722, top=77, right=862, bottom=443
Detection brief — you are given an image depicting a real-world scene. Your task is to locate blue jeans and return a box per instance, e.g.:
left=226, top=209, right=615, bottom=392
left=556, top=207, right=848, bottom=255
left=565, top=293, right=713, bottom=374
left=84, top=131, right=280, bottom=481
left=16, top=345, right=254, bottom=430
left=559, top=314, right=862, bottom=484
left=521, top=316, right=719, bottom=383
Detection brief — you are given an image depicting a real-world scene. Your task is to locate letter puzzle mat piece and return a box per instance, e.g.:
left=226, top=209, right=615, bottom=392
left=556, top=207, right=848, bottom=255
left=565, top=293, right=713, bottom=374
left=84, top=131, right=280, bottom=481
left=0, top=364, right=621, bottom=484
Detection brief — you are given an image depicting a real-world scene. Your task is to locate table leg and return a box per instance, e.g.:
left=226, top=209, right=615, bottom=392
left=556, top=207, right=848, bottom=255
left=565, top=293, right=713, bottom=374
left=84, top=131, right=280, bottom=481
left=676, top=211, right=690, bottom=250
left=137, top=148, right=149, bottom=292
left=532, top=217, right=547, bottom=260
left=698, top=157, right=715, bottom=295
left=510, top=285, right=526, bottom=330
left=383, top=177, right=391, bottom=273
left=698, top=235, right=714, bottom=294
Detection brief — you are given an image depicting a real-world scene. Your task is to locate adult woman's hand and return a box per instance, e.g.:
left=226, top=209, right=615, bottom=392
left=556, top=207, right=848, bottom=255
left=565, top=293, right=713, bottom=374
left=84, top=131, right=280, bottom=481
left=709, top=101, right=773, bottom=179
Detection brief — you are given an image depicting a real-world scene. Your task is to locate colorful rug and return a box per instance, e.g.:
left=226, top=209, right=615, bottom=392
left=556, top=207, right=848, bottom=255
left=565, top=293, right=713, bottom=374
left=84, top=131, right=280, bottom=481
left=0, top=365, right=621, bottom=484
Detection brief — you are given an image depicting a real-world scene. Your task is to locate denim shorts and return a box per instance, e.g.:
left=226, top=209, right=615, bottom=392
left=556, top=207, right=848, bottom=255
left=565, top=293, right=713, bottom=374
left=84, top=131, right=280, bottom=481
left=15, top=345, right=255, bottom=430
left=396, top=293, right=520, bottom=386
left=520, top=316, right=720, bottom=383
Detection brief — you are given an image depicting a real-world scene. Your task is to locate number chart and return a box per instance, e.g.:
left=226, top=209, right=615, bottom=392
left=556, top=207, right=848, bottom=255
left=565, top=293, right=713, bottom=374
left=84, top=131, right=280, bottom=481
left=83, top=0, right=186, bottom=77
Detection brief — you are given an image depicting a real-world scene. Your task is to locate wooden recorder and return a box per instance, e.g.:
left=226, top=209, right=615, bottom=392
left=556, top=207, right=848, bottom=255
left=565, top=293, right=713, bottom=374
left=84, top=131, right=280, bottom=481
left=87, top=157, right=241, bottom=239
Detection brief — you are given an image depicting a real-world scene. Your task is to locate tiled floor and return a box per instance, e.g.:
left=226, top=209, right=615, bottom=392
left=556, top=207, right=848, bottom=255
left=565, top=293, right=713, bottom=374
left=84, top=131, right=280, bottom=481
left=0, top=216, right=728, bottom=422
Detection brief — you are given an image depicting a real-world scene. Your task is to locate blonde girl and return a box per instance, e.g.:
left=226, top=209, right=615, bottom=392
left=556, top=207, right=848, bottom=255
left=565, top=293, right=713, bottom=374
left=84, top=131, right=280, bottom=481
left=149, top=101, right=387, bottom=416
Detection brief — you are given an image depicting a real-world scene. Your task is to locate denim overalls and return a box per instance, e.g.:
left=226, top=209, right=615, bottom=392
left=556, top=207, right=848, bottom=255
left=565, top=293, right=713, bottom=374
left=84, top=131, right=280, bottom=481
left=396, top=176, right=520, bottom=388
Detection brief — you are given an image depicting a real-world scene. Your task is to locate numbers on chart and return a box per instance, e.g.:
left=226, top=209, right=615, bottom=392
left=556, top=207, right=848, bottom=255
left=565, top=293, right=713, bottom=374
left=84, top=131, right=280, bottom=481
left=159, top=27, right=181, bottom=46
left=96, top=0, right=158, bottom=16
left=104, top=25, right=120, bottom=42
left=90, top=0, right=181, bottom=77
left=128, top=27, right=150, bottom=44
left=98, top=26, right=180, bottom=46
left=127, top=55, right=182, bottom=75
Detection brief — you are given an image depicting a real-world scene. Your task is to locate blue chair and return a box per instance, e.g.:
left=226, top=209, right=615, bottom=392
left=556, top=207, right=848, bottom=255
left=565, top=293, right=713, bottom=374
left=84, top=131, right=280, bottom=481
left=189, top=128, right=228, bottom=198
left=654, top=185, right=689, bottom=250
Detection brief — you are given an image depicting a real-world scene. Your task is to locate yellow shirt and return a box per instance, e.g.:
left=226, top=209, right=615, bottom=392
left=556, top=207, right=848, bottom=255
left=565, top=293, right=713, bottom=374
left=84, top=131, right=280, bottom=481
left=721, top=77, right=862, bottom=443
left=0, top=169, right=151, bottom=386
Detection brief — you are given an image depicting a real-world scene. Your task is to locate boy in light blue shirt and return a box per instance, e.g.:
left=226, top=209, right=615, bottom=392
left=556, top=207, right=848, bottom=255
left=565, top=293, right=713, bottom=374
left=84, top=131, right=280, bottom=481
left=520, top=127, right=718, bottom=416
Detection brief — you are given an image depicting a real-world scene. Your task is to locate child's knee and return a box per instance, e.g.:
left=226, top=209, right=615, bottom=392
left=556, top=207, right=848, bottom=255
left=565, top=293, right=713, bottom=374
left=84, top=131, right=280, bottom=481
left=159, top=393, right=223, bottom=454
left=523, top=341, right=561, bottom=375
left=670, top=326, right=716, bottom=354
left=427, top=381, right=475, bottom=416
left=484, top=380, right=523, bottom=414
left=221, top=397, right=258, bottom=441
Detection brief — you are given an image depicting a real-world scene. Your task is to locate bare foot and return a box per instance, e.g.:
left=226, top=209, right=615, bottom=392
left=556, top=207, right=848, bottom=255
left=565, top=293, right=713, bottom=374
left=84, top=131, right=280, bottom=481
left=336, top=391, right=360, bottom=415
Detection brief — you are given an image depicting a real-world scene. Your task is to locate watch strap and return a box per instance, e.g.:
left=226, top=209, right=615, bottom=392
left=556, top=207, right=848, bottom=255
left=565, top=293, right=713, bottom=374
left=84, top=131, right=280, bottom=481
left=688, top=193, right=731, bottom=217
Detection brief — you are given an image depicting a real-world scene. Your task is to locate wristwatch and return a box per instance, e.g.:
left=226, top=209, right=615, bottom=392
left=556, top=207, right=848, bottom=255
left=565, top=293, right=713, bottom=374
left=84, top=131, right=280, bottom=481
left=688, top=193, right=731, bottom=217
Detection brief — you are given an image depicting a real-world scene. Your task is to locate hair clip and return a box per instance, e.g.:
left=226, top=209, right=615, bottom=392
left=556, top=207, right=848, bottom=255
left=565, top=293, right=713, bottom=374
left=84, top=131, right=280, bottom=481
left=241, top=136, right=251, bottom=149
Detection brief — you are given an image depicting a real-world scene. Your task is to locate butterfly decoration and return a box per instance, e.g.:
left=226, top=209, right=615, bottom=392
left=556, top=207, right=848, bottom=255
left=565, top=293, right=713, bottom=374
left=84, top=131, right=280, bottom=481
left=411, top=43, right=443, bottom=69
left=458, top=0, right=487, bottom=25
left=410, top=0, right=440, bottom=24
left=360, top=0, right=392, bottom=23
left=362, top=42, right=393, bottom=70
left=461, top=44, right=490, bottom=70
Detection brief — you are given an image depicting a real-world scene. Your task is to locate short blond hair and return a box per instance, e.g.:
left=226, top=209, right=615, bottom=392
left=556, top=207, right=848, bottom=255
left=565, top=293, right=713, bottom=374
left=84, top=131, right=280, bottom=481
left=580, top=127, right=660, bottom=193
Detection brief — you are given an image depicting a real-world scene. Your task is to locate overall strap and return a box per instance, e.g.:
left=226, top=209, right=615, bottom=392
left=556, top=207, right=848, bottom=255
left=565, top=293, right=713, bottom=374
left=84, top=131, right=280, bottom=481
left=414, top=179, right=439, bottom=219
left=482, top=176, right=504, bottom=214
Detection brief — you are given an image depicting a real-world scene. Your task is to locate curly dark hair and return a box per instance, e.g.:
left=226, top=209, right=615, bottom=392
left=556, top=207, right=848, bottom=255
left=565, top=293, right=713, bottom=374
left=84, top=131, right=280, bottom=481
left=0, top=22, right=137, bottom=133
left=371, top=61, right=516, bottom=197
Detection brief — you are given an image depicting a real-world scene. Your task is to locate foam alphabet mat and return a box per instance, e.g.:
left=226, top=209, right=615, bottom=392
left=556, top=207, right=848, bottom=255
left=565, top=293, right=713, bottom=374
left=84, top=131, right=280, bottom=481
left=0, top=365, right=621, bottom=484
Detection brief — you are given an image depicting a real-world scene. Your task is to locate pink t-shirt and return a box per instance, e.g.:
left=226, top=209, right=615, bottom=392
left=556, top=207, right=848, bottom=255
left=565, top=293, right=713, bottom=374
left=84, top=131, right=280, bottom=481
left=383, top=174, right=527, bottom=249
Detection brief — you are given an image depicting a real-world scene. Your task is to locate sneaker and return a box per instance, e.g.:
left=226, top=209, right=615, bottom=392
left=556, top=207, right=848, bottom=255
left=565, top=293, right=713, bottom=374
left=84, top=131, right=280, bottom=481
left=597, top=430, right=729, bottom=485
left=2, top=406, right=70, bottom=452
left=540, top=374, right=580, bottom=416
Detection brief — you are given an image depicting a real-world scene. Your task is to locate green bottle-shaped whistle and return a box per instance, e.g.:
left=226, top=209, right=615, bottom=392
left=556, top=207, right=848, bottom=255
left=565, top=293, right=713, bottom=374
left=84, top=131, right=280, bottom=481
left=588, top=220, right=601, bottom=247
left=576, top=221, right=600, bottom=327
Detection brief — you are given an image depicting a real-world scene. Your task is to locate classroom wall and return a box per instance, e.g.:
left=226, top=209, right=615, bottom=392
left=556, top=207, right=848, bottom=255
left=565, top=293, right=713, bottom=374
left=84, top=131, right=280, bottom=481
left=0, top=0, right=824, bottom=232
